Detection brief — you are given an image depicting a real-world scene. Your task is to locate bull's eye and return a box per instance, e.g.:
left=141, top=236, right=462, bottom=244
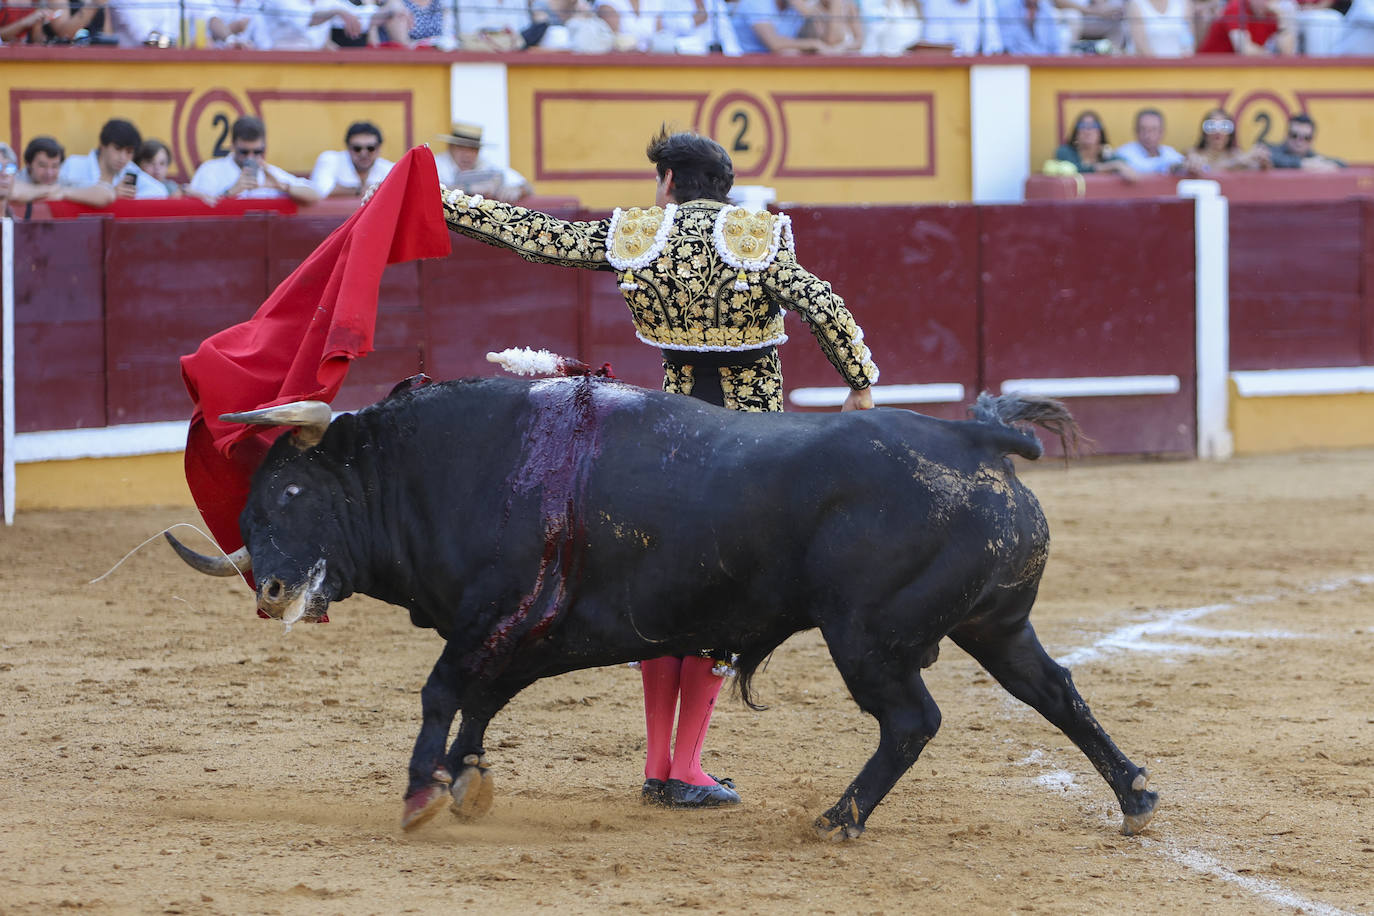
left=279, top=483, right=302, bottom=506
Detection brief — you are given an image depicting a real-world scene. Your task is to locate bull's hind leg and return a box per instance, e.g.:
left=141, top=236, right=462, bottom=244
left=401, top=643, right=465, bottom=831
left=950, top=619, right=1159, bottom=835
left=814, top=638, right=944, bottom=841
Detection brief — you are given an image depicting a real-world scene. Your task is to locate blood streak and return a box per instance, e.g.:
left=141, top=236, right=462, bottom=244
left=473, top=377, right=621, bottom=675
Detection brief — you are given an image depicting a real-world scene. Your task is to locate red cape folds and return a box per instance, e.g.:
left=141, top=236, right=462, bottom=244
left=181, top=147, right=451, bottom=570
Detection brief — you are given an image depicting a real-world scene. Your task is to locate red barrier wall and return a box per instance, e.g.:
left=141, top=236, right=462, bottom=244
left=980, top=200, right=1199, bottom=455
left=1228, top=198, right=1373, bottom=371
left=11, top=196, right=1367, bottom=457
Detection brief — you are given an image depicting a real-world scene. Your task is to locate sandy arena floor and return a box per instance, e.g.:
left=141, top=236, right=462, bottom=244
left=1, top=448, right=1371, bottom=915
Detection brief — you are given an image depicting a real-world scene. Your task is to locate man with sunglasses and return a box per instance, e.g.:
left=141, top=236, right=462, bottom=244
left=1265, top=113, right=1345, bottom=171
left=310, top=121, right=395, bottom=198
left=189, top=115, right=321, bottom=205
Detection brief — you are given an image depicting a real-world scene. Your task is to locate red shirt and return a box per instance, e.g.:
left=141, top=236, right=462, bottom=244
left=1198, top=0, right=1280, bottom=52
left=0, top=5, right=39, bottom=42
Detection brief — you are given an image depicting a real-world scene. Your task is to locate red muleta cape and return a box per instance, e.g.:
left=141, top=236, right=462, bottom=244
left=180, top=148, right=451, bottom=612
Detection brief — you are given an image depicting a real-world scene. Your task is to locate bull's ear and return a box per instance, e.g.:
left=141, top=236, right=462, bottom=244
left=221, top=400, right=333, bottom=450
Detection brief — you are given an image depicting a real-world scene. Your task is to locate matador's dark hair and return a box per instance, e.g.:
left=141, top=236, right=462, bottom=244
left=645, top=126, right=733, bottom=204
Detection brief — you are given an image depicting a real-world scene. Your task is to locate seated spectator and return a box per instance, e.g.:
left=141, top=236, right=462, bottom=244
left=593, top=0, right=700, bottom=51
left=19, top=136, right=64, bottom=185
left=1196, top=0, right=1296, bottom=51
left=921, top=0, right=1004, bottom=53
left=1, top=0, right=58, bottom=42
left=0, top=143, right=19, bottom=219
left=389, top=0, right=456, bottom=47
left=432, top=121, right=532, bottom=203
left=732, top=0, right=856, bottom=51
left=523, top=0, right=604, bottom=49
left=259, top=0, right=372, bottom=48
left=801, top=0, right=865, bottom=51
left=997, top=0, right=1063, bottom=52
left=1053, top=110, right=1138, bottom=179
left=456, top=0, right=530, bottom=48
left=39, top=0, right=113, bottom=43
left=1266, top=113, right=1345, bottom=170
left=310, top=121, right=395, bottom=198
left=188, top=115, right=321, bottom=204
left=205, top=0, right=270, bottom=46
left=1125, top=0, right=1194, bottom=54
left=1114, top=108, right=1185, bottom=174
left=1294, top=0, right=1343, bottom=54
left=107, top=0, right=181, bottom=45
left=1183, top=107, right=1269, bottom=172
left=1052, top=0, right=1125, bottom=52
left=134, top=139, right=178, bottom=195
left=59, top=118, right=168, bottom=200
left=1335, top=0, right=1374, bottom=53
left=12, top=136, right=115, bottom=210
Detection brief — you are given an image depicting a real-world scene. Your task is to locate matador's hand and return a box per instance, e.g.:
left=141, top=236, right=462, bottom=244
left=842, top=387, right=874, bottom=411
left=360, top=182, right=381, bottom=205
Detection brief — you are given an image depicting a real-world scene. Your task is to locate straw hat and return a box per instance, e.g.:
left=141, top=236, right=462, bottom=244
left=435, top=121, right=491, bottom=149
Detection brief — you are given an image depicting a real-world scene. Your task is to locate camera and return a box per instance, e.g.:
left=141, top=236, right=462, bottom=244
left=123, top=171, right=137, bottom=186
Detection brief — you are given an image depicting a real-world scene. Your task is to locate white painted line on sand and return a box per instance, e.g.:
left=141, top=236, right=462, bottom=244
left=1022, top=574, right=1374, bottom=916
left=1055, top=573, right=1374, bottom=668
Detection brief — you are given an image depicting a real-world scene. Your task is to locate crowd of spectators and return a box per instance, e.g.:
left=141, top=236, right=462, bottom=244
left=0, top=113, right=534, bottom=218
left=1046, top=105, right=1347, bottom=183
left=1, top=0, right=1370, bottom=54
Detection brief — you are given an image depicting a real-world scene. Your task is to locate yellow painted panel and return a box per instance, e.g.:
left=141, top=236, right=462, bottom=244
left=506, top=64, right=971, bottom=208
left=1029, top=65, right=1374, bottom=173
left=17, top=454, right=194, bottom=510
left=1230, top=391, right=1374, bottom=455
left=0, top=59, right=452, bottom=181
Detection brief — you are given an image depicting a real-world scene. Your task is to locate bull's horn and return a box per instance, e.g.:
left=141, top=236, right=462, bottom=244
left=220, top=400, right=332, bottom=449
left=164, top=532, right=252, bottom=577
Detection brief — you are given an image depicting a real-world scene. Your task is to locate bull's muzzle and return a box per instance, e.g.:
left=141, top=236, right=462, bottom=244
left=256, top=559, right=329, bottom=626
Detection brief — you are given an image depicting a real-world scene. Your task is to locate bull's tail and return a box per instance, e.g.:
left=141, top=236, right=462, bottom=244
left=969, top=392, right=1089, bottom=460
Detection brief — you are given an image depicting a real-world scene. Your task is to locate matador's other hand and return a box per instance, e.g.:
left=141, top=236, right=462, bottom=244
left=360, top=181, right=381, bottom=205
left=842, top=387, right=874, bottom=412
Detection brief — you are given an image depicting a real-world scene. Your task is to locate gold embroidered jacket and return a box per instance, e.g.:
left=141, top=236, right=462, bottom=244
left=440, top=188, right=880, bottom=392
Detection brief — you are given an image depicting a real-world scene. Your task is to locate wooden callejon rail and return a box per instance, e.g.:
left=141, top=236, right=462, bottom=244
left=5, top=188, right=1374, bottom=517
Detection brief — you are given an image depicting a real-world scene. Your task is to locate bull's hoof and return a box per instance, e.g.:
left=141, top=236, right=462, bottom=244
left=813, top=815, right=864, bottom=842
left=1120, top=768, right=1159, bottom=836
left=401, top=785, right=450, bottom=831
left=1121, top=790, right=1160, bottom=836
left=449, top=754, right=495, bottom=820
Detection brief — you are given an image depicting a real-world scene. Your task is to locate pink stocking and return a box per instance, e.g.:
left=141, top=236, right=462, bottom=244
left=639, top=656, right=682, bottom=782
left=668, top=654, right=724, bottom=787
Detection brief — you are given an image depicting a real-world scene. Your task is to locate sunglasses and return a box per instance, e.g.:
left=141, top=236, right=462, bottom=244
left=1288, top=130, right=1313, bottom=141
left=1202, top=119, right=1234, bottom=135
left=234, top=146, right=266, bottom=157
left=350, top=144, right=378, bottom=153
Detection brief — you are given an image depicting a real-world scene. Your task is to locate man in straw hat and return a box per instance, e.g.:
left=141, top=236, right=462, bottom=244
left=390, top=124, right=877, bottom=811
left=431, top=121, right=532, bottom=203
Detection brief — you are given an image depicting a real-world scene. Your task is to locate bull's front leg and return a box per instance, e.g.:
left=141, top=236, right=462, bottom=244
left=443, top=677, right=531, bottom=821
left=401, top=643, right=464, bottom=831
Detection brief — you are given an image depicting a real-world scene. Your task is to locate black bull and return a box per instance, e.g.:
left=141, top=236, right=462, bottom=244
left=168, top=375, right=1158, bottom=840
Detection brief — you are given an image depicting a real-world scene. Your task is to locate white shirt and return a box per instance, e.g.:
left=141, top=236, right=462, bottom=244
left=309, top=149, right=395, bottom=197
left=189, top=154, right=315, bottom=198
left=432, top=149, right=532, bottom=201
left=1126, top=0, right=1191, bottom=56
left=203, top=0, right=272, bottom=46
left=921, top=0, right=1003, bottom=54
left=594, top=0, right=698, bottom=50
left=58, top=149, right=169, bottom=198
left=258, top=0, right=362, bottom=49
left=107, top=0, right=182, bottom=47
left=1114, top=141, right=1185, bottom=175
